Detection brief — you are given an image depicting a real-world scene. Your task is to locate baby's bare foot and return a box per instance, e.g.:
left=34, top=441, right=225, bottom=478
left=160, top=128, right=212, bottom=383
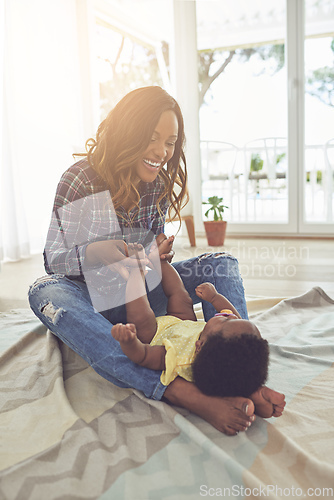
left=148, top=234, right=174, bottom=270
left=250, top=386, right=286, bottom=418
left=156, top=234, right=174, bottom=256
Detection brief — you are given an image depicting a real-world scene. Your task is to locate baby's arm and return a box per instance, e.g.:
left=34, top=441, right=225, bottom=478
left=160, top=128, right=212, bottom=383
left=195, top=282, right=241, bottom=318
left=112, top=323, right=166, bottom=370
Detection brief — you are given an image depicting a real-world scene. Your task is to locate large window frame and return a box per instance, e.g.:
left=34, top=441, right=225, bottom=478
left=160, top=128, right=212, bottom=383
left=296, top=0, right=334, bottom=235
left=220, top=0, right=334, bottom=236
left=92, top=0, right=334, bottom=237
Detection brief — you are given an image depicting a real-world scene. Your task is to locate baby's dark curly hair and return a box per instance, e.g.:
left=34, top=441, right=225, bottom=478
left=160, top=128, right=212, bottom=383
left=192, top=333, right=269, bottom=398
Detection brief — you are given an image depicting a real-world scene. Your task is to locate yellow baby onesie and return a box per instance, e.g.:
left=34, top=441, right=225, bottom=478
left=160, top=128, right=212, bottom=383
left=150, top=315, right=205, bottom=386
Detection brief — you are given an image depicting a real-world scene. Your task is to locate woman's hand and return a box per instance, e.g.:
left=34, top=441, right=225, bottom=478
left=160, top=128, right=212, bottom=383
left=85, top=240, right=149, bottom=280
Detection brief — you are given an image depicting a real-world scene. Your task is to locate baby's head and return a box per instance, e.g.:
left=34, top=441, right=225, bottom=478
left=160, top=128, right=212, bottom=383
left=192, top=314, right=269, bottom=398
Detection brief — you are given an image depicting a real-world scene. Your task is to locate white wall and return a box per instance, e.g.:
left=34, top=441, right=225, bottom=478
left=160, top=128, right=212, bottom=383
left=0, top=0, right=98, bottom=258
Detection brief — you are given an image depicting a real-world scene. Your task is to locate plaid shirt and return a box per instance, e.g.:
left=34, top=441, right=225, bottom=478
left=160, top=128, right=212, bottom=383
left=44, top=159, right=168, bottom=295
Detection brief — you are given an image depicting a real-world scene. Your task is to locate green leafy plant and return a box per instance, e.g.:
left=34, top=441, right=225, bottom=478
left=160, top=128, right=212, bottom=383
left=306, top=170, right=323, bottom=183
left=203, top=196, right=229, bottom=221
left=250, top=153, right=264, bottom=172
left=276, top=152, right=286, bottom=164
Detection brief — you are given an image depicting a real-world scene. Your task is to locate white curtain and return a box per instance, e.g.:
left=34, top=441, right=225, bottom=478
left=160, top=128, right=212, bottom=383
left=0, top=0, right=94, bottom=262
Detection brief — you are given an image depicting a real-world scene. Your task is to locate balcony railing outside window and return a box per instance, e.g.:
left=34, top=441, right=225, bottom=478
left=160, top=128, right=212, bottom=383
left=201, top=139, right=334, bottom=224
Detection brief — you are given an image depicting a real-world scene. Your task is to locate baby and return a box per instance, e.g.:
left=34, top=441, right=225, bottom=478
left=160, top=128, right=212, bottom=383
left=112, top=234, right=285, bottom=419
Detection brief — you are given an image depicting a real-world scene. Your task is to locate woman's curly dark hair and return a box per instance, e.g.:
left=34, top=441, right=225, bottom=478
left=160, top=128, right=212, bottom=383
left=84, top=86, right=188, bottom=223
left=192, top=334, right=269, bottom=398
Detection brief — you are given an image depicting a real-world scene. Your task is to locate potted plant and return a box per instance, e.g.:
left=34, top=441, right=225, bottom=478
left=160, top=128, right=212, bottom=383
left=250, top=153, right=264, bottom=173
left=202, top=196, right=229, bottom=246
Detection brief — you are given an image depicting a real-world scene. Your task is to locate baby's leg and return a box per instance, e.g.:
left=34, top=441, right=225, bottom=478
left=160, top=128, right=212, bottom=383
left=250, top=386, right=286, bottom=418
left=162, top=261, right=197, bottom=320
left=125, top=244, right=157, bottom=344
left=153, top=234, right=196, bottom=321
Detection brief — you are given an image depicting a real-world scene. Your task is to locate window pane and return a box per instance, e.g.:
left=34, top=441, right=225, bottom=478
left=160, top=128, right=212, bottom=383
left=95, top=22, right=168, bottom=120
left=304, top=1, right=334, bottom=223
left=197, top=0, right=288, bottom=224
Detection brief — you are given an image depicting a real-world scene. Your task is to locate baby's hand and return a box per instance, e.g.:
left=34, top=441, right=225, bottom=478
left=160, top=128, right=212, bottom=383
left=112, top=323, right=138, bottom=343
left=195, top=282, right=218, bottom=303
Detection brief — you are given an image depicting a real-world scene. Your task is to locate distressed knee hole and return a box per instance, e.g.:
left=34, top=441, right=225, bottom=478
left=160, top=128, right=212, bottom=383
left=197, top=253, right=212, bottom=262
left=40, top=302, right=64, bottom=325
left=29, top=274, right=65, bottom=295
left=197, top=252, right=232, bottom=263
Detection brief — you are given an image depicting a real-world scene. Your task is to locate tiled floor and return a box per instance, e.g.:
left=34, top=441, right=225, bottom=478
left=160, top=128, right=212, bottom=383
left=0, top=236, right=333, bottom=312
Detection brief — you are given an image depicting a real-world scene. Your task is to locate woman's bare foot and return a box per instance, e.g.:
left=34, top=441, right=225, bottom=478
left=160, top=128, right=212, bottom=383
left=250, top=386, right=286, bottom=418
left=164, top=378, right=256, bottom=436
left=202, top=396, right=256, bottom=435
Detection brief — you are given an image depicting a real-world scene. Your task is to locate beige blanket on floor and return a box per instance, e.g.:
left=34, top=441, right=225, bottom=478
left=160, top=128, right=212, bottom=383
left=0, top=287, right=334, bottom=500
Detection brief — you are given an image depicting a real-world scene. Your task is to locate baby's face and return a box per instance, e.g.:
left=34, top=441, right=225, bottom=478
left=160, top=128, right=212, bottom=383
left=195, top=315, right=261, bottom=353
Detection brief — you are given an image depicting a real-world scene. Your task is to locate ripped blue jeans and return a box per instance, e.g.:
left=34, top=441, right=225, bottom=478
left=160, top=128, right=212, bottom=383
left=28, top=253, right=248, bottom=400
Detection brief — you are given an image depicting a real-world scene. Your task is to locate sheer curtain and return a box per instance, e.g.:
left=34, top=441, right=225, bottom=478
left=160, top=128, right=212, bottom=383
left=0, top=0, right=95, bottom=262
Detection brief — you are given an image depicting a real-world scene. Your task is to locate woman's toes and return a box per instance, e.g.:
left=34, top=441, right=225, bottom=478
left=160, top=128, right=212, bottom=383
left=225, top=426, right=240, bottom=436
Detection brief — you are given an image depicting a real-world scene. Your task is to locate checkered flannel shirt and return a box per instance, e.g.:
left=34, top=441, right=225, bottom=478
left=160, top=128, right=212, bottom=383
left=44, top=159, right=169, bottom=293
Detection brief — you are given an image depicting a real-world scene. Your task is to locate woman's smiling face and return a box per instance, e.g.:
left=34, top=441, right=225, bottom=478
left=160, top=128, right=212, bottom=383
left=135, top=110, right=179, bottom=183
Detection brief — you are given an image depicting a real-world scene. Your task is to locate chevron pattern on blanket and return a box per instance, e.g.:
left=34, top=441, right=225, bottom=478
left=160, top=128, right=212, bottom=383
left=1, top=287, right=334, bottom=500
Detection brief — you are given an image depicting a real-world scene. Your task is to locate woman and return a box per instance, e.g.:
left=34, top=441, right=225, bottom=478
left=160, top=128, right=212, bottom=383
left=29, top=86, right=253, bottom=435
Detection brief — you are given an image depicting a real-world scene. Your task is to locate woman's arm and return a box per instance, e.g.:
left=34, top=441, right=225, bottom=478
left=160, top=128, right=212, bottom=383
left=45, top=171, right=123, bottom=277
left=85, top=239, right=149, bottom=281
